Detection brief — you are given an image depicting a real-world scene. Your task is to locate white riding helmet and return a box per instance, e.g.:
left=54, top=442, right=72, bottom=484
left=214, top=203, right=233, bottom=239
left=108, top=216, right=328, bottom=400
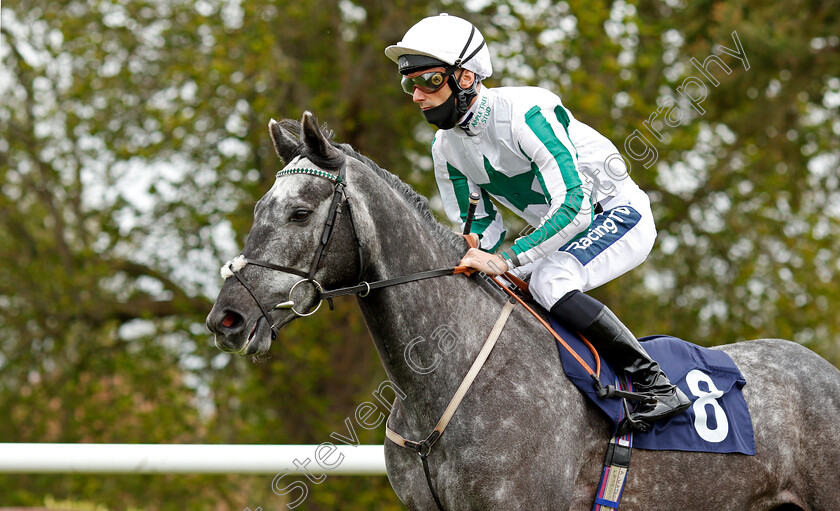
left=385, top=14, right=493, bottom=79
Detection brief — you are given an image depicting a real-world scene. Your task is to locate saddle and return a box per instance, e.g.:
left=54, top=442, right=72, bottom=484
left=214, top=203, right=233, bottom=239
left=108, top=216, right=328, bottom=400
left=512, top=279, right=756, bottom=510
left=463, top=234, right=754, bottom=453
left=548, top=315, right=756, bottom=454
left=392, top=235, right=754, bottom=511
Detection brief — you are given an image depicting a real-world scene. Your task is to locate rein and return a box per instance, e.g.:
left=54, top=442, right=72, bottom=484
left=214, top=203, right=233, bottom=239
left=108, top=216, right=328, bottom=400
left=382, top=236, right=603, bottom=511
left=221, top=156, right=605, bottom=385
left=221, top=160, right=610, bottom=510
left=220, top=159, right=474, bottom=339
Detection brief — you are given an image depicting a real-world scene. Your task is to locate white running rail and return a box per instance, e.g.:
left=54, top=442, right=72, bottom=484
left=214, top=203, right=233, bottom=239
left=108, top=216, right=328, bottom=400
left=0, top=444, right=386, bottom=475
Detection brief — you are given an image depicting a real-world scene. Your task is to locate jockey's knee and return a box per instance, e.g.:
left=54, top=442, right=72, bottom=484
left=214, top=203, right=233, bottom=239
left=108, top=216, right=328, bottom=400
left=529, top=255, right=585, bottom=310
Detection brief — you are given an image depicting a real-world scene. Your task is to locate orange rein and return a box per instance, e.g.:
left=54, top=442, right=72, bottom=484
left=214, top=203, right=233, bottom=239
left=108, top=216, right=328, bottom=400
left=457, top=235, right=601, bottom=379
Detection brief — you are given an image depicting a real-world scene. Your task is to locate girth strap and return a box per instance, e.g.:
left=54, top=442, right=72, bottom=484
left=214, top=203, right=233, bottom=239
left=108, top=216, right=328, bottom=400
left=594, top=433, right=634, bottom=510
left=593, top=377, right=635, bottom=511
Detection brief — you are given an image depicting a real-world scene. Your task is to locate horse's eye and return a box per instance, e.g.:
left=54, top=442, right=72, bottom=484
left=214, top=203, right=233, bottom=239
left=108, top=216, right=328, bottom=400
left=291, top=209, right=312, bottom=222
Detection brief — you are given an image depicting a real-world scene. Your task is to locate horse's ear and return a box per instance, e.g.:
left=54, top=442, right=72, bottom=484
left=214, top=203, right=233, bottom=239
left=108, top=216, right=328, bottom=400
left=268, top=118, right=300, bottom=164
left=301, top=111, right=339, bottom=160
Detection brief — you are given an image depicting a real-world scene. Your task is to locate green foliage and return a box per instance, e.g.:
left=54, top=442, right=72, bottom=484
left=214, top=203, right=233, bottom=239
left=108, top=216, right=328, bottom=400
left=0, top=0, right=838, bottom=508
left=470, top=0, right=840, bottom=358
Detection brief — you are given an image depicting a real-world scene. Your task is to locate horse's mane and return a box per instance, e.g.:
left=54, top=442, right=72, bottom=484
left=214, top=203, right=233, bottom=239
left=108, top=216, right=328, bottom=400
left=278, top=119, right=464, bottom=253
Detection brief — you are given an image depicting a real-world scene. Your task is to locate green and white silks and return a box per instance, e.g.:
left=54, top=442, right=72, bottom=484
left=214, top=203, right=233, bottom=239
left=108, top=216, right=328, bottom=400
left=432, top=85, right=634, bottom=267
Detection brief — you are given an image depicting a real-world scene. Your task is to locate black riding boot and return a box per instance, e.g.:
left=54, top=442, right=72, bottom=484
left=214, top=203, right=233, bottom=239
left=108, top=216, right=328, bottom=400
left=551, top=291, right=691, bottom=428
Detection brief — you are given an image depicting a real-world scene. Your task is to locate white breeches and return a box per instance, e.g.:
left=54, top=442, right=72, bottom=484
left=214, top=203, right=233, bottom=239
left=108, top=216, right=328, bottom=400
left=523, top=185, right=656, bottom=310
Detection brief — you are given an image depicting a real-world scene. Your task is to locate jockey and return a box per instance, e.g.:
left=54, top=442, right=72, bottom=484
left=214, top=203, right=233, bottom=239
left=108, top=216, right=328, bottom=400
left=385, top=14, right=690, bottom=427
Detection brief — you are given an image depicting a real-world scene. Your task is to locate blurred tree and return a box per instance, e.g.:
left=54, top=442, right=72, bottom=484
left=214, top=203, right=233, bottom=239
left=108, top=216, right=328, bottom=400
left=0, top=0, right=435, bottom=508
left=466, top=0, right=840, bottom=361
left=0, top=0, right=838, bottom=509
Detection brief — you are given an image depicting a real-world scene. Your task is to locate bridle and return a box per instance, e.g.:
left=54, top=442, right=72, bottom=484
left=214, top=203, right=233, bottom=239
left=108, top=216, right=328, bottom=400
left=220, top=156, right=471, bottom=341
left=219, top=155, right=618, bottom=511
left=221, top=157, right=358, bottom=339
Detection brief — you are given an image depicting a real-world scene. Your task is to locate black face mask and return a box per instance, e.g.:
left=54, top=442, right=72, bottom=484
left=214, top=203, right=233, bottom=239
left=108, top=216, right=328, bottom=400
left=422, top=89, right=460, bottom=130
left=422, top=75, right=479, bottom=130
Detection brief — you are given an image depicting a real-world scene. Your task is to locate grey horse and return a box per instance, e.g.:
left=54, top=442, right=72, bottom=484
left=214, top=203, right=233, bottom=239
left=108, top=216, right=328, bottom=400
left=207, top=112, right=840, bottom=510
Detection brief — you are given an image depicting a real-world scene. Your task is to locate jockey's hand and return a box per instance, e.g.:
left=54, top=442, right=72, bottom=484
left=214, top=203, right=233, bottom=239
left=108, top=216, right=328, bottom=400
left=459, top=248, right=510, bottom=276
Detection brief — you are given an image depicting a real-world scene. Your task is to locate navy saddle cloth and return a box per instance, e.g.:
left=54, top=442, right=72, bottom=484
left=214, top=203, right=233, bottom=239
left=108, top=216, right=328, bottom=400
left=548, top=316, right=756, bottom=455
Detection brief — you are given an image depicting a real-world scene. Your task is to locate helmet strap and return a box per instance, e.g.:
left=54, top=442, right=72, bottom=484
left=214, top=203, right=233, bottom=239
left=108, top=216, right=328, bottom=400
left=451, top=73, right=478, bottom=118
left=420, top=71, right=480, bottom=130
left=418, top=23, right=486, bottom=130
left=448, top=24, right=484, bottom=124
left=450, top=25, right=485, bottom=70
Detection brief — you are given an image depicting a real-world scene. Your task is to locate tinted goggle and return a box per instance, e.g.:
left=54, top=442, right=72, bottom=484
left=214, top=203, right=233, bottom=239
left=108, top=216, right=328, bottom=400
left=400, top=70, right=452, bottom=95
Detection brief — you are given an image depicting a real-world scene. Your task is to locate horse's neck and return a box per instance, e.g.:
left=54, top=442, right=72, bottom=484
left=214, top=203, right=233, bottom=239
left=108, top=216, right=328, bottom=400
left=359, top=266, right=507, bottom=433
left=352, top=173, right=507, bottom=431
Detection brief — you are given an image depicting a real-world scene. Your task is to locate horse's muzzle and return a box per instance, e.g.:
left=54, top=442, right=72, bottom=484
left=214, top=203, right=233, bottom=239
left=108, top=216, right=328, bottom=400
left=207, top=308, right=249, bottom=352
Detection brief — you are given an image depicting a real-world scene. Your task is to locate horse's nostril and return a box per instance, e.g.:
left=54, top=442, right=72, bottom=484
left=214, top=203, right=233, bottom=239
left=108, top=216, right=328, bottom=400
left=209, top=309, right=245, bottom=335
left=219, top=310, right=244, bottom=331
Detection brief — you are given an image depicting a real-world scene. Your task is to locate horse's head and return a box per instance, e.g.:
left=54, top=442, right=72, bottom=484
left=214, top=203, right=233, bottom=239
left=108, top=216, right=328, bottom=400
left=206, top=112, right=364, bottom=356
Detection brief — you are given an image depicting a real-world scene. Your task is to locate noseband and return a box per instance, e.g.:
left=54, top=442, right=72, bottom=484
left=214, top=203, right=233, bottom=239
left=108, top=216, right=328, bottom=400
left=221, top=159, right=364, bottom=340
left=220, top=157, right=475, bottom=343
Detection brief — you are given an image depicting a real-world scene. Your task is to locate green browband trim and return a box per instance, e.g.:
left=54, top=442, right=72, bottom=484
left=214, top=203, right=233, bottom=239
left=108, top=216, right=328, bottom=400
left=276, top=168, right=343, bottom=183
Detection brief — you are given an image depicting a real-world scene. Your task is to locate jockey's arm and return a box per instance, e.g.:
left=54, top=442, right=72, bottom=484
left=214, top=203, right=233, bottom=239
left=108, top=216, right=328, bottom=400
left=498, top=104, right=593, bottom=270
left=433, top=144, right=506, bottom=253
left=433, top=150, right=510, bottom=276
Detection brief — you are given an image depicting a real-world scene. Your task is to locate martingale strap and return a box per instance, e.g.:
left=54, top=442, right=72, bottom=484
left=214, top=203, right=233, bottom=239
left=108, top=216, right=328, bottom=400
left=386, top=299, right=516, bottom=452
left=224, top=164, right=617, bottom=508
left=460, top=233, right=604, bottom=384
left=386, top=299, right=517, bottom=511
